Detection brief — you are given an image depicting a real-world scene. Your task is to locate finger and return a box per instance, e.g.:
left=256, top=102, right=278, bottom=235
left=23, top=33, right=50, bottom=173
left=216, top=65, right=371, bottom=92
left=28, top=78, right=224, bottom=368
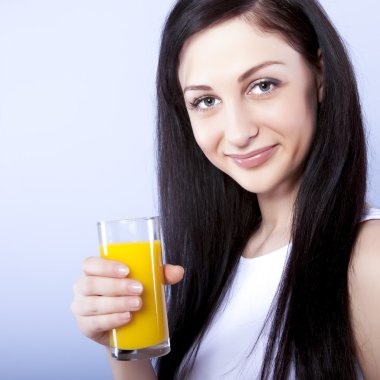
left=72, top=295, right=143, bottom=316
left=164, top=264, right=185, bottom=285
left=76, top=312, right=132, bottom=337
left=83, top=256, right=129, bottom=278
left=77, top=276, right=144, bottom=297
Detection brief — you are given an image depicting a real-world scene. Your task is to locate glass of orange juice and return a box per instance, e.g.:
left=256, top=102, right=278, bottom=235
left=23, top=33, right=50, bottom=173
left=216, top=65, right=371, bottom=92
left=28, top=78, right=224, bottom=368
left=97, top=216, right=170, bottom=361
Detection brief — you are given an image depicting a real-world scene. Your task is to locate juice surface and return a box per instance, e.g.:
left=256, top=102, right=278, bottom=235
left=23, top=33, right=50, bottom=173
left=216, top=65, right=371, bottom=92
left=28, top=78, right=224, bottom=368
left=100, top=241, right=168, bottom=350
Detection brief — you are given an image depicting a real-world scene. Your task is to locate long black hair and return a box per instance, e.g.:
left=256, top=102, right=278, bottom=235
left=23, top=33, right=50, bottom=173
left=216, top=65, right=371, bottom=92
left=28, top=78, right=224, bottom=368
left=156, top=0, right=367, bottom=378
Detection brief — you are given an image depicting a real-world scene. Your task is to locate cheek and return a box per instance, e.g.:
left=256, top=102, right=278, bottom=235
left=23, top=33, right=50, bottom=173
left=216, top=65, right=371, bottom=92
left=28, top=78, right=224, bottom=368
left=190, top=118, right=221, bottom=156
left=270, top=92, right=316, bottom=145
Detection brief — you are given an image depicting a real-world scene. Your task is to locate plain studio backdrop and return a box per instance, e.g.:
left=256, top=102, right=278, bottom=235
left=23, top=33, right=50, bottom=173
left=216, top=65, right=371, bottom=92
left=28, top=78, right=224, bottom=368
left=0, top=1, right=378, bottom=379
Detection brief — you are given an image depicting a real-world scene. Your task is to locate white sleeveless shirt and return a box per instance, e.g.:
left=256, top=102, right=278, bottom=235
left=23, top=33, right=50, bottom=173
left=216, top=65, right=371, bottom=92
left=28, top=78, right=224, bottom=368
left=185, top=208, right=380, bottom=379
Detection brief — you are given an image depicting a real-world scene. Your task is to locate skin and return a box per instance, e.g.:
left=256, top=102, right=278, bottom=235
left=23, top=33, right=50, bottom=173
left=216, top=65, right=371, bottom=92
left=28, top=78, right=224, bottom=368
left=71, top=258, right=184, bottom=379
left=71, top=259, right=184, bottom=347
left=71, top=16, right=380, bottom=379
left=349, top=220, right=380, bottom=379
left=178, top=18, right=322, bottom=257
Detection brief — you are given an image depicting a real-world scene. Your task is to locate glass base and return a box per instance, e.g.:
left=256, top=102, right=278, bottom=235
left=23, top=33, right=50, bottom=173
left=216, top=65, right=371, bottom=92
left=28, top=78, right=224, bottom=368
left=111, top=339, right=170, bottom=361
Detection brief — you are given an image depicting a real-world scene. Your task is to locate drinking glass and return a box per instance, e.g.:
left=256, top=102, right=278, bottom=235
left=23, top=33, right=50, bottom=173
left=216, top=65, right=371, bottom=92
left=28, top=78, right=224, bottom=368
left=97, top=216, right=170, bottom=360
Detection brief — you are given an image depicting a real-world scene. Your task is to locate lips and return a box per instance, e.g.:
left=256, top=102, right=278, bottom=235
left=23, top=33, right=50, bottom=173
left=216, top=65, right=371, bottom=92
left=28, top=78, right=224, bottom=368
left=227, top=145, right=278, bottom=169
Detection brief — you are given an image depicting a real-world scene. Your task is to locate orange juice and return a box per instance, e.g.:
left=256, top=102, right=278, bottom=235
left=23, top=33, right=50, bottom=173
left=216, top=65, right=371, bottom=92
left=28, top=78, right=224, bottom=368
left=100, top=241, right=168, bottom=350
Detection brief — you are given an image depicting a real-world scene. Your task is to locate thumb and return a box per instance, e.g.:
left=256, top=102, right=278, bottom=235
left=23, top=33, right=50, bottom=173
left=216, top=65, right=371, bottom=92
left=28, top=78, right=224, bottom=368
left=163, top=264, right=185, bottom=285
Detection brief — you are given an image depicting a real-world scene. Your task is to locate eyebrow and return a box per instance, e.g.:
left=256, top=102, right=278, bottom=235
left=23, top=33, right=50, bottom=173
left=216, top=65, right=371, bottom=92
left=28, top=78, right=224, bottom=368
left=183, top=60, right=284, bottom=94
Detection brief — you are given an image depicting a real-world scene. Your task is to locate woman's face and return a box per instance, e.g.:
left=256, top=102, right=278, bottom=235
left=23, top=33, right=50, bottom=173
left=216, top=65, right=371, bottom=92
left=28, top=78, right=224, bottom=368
left=178, top=17, right=323, bottom=198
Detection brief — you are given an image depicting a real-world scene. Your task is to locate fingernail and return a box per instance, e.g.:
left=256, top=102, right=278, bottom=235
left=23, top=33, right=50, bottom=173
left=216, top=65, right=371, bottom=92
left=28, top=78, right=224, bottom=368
left=129, top=281, right=143, bottom=294
left=122, top=312, right=131, bottom=321
left=131, top=298, right=141, bottom=308
left=117, top=266, right=129, bottom=277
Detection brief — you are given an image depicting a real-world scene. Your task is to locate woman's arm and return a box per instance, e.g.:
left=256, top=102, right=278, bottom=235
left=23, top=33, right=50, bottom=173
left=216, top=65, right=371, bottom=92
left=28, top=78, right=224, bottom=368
left=106, top=347, right=157, bottom=380
left=71, top=259, right=184, bottom=379
left=349, top=219, right=380, bottom=379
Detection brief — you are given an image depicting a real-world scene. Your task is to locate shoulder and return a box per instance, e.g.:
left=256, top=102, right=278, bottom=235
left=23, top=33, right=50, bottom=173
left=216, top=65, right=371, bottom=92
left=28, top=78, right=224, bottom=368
left=349, top=217, right=380, bottom=379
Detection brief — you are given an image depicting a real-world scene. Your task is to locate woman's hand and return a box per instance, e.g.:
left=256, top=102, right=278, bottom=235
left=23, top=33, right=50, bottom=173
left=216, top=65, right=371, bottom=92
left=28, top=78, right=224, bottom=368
left=71, top=257, right=184, bottom=346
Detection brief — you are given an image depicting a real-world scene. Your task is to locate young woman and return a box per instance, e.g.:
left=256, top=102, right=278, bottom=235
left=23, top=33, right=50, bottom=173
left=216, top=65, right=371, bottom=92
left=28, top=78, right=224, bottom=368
left=71, top=0, right=380, bottom=379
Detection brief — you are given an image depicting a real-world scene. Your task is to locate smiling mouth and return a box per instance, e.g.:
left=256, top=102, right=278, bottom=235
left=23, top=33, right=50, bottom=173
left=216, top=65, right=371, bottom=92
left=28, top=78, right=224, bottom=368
left=227, top=145, right=278, bottom=169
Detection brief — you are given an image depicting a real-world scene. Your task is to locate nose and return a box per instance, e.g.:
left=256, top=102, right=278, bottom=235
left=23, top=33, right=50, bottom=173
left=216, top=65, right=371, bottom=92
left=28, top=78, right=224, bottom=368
left=224, top=101, right=258, bottom=147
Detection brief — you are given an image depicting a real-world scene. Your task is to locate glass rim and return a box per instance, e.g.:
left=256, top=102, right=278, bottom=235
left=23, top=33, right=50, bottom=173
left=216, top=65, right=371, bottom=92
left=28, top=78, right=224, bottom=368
left=97, top=216, right=159, bottom=226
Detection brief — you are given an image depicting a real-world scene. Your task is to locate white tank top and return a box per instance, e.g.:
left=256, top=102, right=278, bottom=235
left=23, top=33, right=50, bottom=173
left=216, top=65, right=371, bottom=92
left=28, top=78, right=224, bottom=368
left=184, top=207, right=380, bottom=379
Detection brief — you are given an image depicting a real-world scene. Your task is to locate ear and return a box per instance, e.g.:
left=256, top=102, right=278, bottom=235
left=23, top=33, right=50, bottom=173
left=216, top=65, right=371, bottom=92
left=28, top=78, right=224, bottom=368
left=316, top=48, right=324, bottom=103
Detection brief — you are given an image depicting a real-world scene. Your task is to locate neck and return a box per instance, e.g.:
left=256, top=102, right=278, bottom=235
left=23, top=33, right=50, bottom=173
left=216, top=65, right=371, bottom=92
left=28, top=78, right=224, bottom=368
left=242, top=182, right=299, bottom=258
left=257, top=182, right=298, bottom=233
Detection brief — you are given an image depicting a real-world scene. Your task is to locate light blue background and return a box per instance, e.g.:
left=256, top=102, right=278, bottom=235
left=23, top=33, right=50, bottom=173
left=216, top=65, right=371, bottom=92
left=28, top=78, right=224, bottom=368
left=0, top=1, right=378, bottom=379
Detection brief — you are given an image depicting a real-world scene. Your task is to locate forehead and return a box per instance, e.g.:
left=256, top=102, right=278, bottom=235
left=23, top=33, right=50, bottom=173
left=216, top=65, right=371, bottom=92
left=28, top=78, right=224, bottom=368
left=178, top=17, right=301, bottom=85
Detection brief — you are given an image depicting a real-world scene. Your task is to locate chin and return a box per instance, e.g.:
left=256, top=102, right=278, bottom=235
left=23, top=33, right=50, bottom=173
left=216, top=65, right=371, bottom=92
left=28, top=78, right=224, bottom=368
left=229, top=173, right=292, bottom=197
left=229, top=175, right=271, bottom=194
